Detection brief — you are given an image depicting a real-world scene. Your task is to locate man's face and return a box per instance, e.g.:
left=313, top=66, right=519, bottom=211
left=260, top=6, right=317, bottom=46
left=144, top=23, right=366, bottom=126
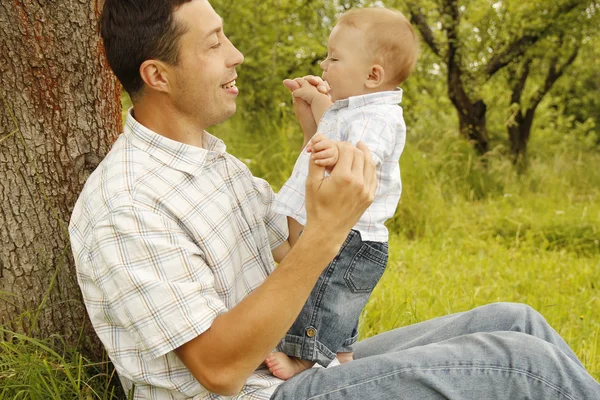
left=169, top=0, right=244, bottom=130
left=320, top=25, right=373, bottom=102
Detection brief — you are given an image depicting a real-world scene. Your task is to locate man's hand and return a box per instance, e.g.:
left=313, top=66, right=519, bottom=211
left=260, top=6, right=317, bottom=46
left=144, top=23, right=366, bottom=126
left=304, top=141, right=377, bottom=248
left=306, top=133, right=339, bottom=169
left=289, top=78, right=320, bottom=104
left=283, top=76, right=331, bottom=147
left=284, top=75, right=330, bottom=94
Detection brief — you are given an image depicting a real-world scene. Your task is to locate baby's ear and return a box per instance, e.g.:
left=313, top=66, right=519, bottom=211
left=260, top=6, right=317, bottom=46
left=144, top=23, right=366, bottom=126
left=365, top=64, right=385, bottom=89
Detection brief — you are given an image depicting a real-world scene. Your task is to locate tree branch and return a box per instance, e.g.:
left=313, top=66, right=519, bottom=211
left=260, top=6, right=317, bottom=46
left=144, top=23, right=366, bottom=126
left=529, top=44, right=580, bottom=112
left=441, top=0, right=474, bottom=115
left=406, top=2, right=442, bottom=59
left=510, top=59, right=532, bottom=106
left=486, top=34, right=540, bottom=77
left=485, top=0, right=582, bottom=77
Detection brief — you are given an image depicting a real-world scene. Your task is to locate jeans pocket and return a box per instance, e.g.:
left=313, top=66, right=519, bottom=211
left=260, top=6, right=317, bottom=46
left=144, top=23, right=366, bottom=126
left=344, top=241, right=388, bottom=293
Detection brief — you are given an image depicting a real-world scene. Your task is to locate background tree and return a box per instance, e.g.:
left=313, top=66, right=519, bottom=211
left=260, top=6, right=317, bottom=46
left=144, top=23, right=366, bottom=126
left=397, top=0, right=592, bottom=155
left=549, top=20, right=600, bottom=147
left=0, top=0, right=120, bottom=357
left=502, top=2, right=598, bottom=167
left=504, top=36, right=579, bottom=168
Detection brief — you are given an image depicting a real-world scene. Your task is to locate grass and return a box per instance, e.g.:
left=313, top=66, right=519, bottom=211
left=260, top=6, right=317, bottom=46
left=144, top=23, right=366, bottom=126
left=2, top=94, right=598, bottom=397
left=0, top=330, right=124, bottom=400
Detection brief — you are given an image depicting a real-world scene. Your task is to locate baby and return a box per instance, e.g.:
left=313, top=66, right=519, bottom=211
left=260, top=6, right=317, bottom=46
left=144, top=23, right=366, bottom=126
left=266, top=7, right=419, bottom=380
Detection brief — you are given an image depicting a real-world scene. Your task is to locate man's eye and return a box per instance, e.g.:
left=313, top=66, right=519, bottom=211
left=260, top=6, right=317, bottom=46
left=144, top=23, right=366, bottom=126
left=211, top=42, right=222, bottom=49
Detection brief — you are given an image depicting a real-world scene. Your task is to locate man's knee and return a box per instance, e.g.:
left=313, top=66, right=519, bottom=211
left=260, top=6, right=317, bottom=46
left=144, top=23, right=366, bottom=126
left=481, top=302, right=544, bottom=331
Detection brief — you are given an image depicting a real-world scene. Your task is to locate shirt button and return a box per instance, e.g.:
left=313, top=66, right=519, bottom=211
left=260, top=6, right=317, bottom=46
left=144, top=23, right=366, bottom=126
left=305, top=327, right=317, bottom=338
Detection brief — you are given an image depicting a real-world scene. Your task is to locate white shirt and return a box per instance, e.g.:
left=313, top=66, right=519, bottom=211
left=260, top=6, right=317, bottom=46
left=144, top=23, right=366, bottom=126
left=274, top=90, right=406, bottom=242
left=69, top=111, right=288, bottom=399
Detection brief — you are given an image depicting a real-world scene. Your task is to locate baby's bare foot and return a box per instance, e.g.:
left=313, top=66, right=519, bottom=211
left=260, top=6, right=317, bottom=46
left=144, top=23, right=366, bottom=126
left=265, top=352, right=315, bottom=380
left=336, top=351, right=353, bottom=364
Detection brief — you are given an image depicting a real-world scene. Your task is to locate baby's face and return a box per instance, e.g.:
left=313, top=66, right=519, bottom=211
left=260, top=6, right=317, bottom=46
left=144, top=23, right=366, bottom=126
left=320, top=25, right=375, bottom=102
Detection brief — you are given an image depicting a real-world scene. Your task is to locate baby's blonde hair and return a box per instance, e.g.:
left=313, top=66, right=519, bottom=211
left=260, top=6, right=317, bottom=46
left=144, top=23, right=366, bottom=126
left=336, top=7, right=418, bottom=85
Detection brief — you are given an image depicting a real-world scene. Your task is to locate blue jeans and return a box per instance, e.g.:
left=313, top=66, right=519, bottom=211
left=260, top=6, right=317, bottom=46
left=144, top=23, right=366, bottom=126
left=272, top=302, right=600, bottom=399
left=281, top=230, right=388, bottom=367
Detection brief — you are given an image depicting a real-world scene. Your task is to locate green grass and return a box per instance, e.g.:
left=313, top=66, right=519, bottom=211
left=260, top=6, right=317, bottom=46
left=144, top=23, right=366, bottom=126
left=2, top=93, right=598, bottom=397
left=0, top=330, right=124, bottom=400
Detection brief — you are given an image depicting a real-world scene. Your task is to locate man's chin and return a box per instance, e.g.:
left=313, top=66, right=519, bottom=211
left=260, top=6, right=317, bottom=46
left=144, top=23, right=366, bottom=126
left=207, top=106, right=237, bottom=128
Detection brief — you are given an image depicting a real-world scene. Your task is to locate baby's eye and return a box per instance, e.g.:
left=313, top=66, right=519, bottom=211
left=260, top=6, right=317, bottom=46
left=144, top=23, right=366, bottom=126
left=330, top=58, right=338, bottom=62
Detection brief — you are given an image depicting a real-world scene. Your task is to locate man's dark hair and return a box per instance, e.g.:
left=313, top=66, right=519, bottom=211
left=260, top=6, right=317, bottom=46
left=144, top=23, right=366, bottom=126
left=101, top=0, right=193, bottom=100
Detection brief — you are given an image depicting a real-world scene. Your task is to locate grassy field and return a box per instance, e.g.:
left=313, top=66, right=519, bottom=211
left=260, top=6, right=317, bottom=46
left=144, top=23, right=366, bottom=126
left=1, top=97, right=598, bottom=398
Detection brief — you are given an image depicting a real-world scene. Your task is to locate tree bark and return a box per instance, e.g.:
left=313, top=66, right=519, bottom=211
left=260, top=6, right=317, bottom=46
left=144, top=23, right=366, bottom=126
left=508, top=109, right=534, bottom=169
left=507, top=46, right=579, bottom=168
left=0, top=0, right=120, bottom=358
left=443, top=0, right=489, bottom=154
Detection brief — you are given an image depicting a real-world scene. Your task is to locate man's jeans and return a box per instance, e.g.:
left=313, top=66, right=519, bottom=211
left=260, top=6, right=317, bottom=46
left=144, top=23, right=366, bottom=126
left=271, top=302, right=600, bottom=399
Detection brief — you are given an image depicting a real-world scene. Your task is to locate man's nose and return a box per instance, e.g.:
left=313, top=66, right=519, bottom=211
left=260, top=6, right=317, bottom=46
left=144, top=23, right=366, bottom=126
left=228, top=41, right=244, bottom=67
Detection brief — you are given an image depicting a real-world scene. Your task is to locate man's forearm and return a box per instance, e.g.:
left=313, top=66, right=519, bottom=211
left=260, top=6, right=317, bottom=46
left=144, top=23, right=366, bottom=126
left=301, top=94, right=332, bottom=148
left=311, top=94, right=333, bottom=126
left=301, top=118, right=317, bottom=149
left=175, top=227, right=342, bottom=394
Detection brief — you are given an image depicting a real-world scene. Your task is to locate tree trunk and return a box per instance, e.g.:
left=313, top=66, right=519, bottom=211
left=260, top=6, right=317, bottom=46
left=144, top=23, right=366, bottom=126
left=0, top=0, right=121, bottom=358
left=447, top=72, right=490, bottom=154
left=508, top=109, right=535, bottom=170
left=443, top=0, right=490, bottom=156
left=456, top=99, right=489, bottom=154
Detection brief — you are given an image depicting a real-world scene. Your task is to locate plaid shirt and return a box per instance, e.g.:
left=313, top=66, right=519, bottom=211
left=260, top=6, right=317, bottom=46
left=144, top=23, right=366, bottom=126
left=69, top=111, right=288, bottom=399
left=274, top=90, right=406, bottom=242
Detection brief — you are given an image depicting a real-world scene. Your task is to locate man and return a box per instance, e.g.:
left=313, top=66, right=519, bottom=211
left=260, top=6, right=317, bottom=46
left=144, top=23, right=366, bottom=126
left=70, top=0, right=600, bottom=398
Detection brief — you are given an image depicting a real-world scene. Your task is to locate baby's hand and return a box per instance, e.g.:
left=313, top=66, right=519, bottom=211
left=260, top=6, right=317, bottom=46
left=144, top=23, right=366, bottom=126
left=307, top=134, right=339, bottom=170
left=290, top=78, right=320, bottom=104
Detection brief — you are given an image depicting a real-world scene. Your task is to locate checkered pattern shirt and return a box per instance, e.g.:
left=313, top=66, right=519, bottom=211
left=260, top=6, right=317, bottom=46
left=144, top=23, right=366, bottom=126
left=69, top=111, right=288, bottom=399
left=274, top=90, right=406, bottom=242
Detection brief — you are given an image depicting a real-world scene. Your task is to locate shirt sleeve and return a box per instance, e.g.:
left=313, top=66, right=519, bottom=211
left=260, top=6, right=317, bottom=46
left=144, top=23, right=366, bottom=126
left=91, top=204, right=227, bottom=360
left=252, top=176, right=289, bottom=249
left=341, top=118, right=398, bottom=166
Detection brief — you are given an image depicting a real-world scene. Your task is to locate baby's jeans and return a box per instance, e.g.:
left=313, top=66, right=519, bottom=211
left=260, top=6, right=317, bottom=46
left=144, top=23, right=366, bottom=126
left=281, top=230, right=388, bottom=367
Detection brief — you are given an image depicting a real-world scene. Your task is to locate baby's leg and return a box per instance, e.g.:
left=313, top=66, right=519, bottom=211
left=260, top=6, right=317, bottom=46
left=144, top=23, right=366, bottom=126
left=336, top=351, right=353, bottom=364
left=265, top=352, right=315, bottom=380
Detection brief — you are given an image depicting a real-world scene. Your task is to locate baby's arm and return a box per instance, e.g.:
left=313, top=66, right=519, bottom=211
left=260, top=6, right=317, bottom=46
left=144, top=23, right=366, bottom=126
left=271, top=217, right=304, bottom=263
left=307, top=134, right=339, bottom=169
left=290, top=78, right=333, bottom=126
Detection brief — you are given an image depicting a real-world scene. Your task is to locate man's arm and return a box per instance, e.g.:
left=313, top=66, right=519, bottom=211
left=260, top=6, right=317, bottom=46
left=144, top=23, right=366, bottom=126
left=174, top=142, right=377, bottom=395
left=271, top=76, right=332, bottom=263
left=286, top=78, right=333, bottom=140
left=309, top=92, right=333, bottom=124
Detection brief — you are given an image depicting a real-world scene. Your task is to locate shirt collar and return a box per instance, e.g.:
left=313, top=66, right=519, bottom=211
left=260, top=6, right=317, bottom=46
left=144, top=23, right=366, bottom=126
left=123, top=108, right=227, bottom=175
left=330, top=89, right=403, bottom=111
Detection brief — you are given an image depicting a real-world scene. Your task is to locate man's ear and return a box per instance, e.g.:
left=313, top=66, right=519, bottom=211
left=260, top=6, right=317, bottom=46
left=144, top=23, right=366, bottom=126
left=139, top=59, right=171, bottom=94
left=365, top=64, right=385, bottom=89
